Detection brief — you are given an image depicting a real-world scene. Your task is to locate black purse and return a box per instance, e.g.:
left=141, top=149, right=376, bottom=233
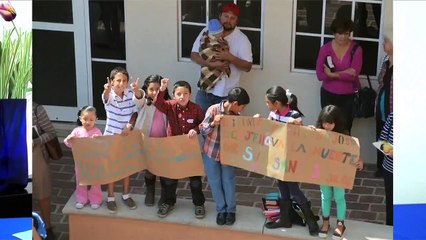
left=354, top=75, right=376, bottom=118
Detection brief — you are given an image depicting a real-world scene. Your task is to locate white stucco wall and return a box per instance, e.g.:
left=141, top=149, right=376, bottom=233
left=125, top=0, right=393, bottom=164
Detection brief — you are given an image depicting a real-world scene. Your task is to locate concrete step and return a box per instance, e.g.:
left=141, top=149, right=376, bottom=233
left=62, top=191, right=392, bottom=240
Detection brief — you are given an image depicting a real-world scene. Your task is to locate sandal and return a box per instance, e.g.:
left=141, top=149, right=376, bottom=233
left=332, top=220, right=346, bottom=240
left=318, top=216, right=330, bottom=238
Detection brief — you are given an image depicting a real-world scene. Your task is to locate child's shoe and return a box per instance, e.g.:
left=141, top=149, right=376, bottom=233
left=318, top=216, right=330, bottom=238
left=157, top=203, right=175, bottom=218
left=122, top=196, right=137, bottom=210
left=194, top=205, right=206, bottom=219
left=225, top=212, right=236, bottom=225
left=91, top=203, right=101, bottom=209
left=332, top=220, right=346, bottom=240
left=75, top=203, right=85, bottom=209
left=107, top=200, right=117, bottom=214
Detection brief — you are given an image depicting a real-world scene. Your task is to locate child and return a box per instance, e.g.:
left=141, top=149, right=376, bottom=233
left=153, top=78, right=206, bottom=218
left=314, top=105, right=364, bottom=239
left=379, top=113, right=393, bottom=226
left=64, top=106, right=103, bottom=209
left=200, top=87, right=250, bottom=226
left=132, top=74, right=170, bottom=206
left=197, top=18, right=231, bottom=91
left=263, top=86, right=320, bottom=236
left=102, top=66, right=141, bottom=213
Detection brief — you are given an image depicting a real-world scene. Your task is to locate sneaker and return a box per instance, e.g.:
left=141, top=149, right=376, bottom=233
left=75, top=203, right=84, bottom=209
left=194, top=205, right=206, bottom=219
left=91, top=203, right=101, bottom=209
left=122, top=196, right=137, bottom=210
left=225, top=212, right=236, bottom=225
left=157, top=203, right=175, bottom=218
left=107, top=201, right=117, bottom=214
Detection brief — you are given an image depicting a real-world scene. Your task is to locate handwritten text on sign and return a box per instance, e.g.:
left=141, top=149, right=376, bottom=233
left=71, top=131, right=205, bottom=185
left=220, top=116, right=360, bottom=189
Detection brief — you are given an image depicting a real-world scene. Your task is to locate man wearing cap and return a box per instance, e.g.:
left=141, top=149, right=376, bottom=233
left=191, top=3, right=253, bottom=114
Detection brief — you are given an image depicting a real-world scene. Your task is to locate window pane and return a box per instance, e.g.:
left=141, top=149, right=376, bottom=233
left=294, top=36, right=321, bottom=70
left=181, top=0, right=206, bottom=23
left=241, top=30, right=260, bottom=65
left=182, top=24, right=205, bottom=58
left=324, top=0, right=351, bottom=35
left=89, top=1, right=126, bottom=60
left=33, top=0, right=73, bottom=24
left=33, top=30, right=77, bottom=107
left=354, top=3, right=381, bottom=39
left=237, top=0, right=261, bottom=28
left=209, top=0, right=234, bottom=20
left=91, top=62, right=127, bottom=120
left=296, top=0, right=323, bottom=33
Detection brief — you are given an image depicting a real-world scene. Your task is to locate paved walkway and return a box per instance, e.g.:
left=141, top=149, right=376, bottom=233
left=32, top=122, right=387, bottom=240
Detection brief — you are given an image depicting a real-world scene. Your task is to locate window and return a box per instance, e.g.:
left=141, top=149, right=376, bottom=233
left=292, top=0, right=385, bottom=76
left=179, top=0, right=263, bottom=67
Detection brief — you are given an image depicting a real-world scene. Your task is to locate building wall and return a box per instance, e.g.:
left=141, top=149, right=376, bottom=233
left=125, top=0, right=393, bottom=164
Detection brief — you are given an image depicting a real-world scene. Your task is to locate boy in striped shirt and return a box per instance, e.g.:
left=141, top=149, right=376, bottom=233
left=102, top=67, right=142, bottom=213
left=199, top=87, right=250, bottom=226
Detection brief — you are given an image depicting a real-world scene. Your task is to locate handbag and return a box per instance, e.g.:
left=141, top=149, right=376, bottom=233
left=35, top=105, right=63, bottom=160
left=353, top=75, right=376, bottom=118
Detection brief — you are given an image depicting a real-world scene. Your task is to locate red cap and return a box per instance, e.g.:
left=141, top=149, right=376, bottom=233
left=222, top=3, right=240, bottom=17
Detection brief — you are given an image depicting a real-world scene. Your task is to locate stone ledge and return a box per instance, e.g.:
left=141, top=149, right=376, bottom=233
left=63, top=191, right=392, bottom=240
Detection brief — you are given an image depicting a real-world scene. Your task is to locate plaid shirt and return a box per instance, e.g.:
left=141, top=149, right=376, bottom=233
left=200, top=101, right=238, bottom=161
left=154, top=90, right=204, bottom=136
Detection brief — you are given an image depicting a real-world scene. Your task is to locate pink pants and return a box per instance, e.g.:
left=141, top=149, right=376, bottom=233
left=75, top=169, right=102, bottom=205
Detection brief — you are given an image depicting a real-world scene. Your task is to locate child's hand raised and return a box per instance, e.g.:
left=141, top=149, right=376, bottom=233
left=160, top=78, right=169, bottom=92
left=253, top=113, right=260, bottom=118
left=308, top=125, right=317, bottom=131
left=188, top=129, right=197, bottom=138
left=211, top=107, right=222, bottom=127
left=104, top=77, right=112, bottom=92
left=130, top=77, right=140, bottom=92
left=355, top=158, right=364, bottom=171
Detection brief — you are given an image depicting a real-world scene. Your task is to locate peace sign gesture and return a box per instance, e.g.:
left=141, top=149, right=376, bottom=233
left=130, top=77, right=143, bottom=99
left=104, top=77, right=112, bottom=92
left=129, top=77, right=140, bottom=92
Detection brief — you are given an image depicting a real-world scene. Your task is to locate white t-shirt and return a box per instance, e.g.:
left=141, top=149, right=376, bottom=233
left=192, top=27, right=253, bottom=97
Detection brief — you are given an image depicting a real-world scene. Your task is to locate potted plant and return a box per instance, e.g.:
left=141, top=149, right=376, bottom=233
left=0, top=1, right=31, bottom=206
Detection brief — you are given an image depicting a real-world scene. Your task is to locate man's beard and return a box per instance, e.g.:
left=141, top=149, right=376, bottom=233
left=223, top=23, right=236, bottom=31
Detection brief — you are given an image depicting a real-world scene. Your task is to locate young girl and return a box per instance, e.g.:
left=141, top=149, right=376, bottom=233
left=132, top=74, right=170, bottom=206
left=263, top=86, right=319, bottom=236
left=64, top=106, right=103, bottom=209
left=314, top=105, right=363, bottom=239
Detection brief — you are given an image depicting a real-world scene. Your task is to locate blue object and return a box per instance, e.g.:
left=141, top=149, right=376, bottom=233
left=0, top=217, right=32, bottom=239
left=394, top=203, right=426, bottom=240
left=0, top=99, right=28, bottom=194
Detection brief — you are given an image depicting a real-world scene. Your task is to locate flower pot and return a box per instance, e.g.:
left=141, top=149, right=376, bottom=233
left=0, top=99, right=28, bottom=194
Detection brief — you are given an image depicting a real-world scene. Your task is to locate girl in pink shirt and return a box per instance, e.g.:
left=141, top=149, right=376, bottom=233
left=133, top=74, right=170, bottom=206
left=64, top=106, right=103, bottom=209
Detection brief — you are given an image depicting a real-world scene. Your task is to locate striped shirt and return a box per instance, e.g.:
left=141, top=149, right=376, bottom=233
left=102, top=88, right=138, bottom=135
left=379, top=113, right=393, bottom=173
left=268, top=108, right=302, bottom=123
left=200, top=101, right=237, bottom=161
left=33, top=103, right=57, bottom=160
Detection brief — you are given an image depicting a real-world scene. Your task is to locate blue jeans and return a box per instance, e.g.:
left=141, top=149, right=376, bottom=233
left=202, top=152, right=236, bottom=213
left=196, top=90, right=226, bottom=115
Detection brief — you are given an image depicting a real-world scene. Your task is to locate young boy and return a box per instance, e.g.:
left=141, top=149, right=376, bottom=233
left=199, top=87, right=250, bottom=226
left=102, top=66, right=141, bottom=213
left=198, top=18, right=231, bottom=91
left=154, top=78, right=206, bottom=218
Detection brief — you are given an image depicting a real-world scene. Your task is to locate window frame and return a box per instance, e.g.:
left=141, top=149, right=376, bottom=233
left=291, top=0, right=386, bottom=77
left=178, top=0, right=265, bottom=69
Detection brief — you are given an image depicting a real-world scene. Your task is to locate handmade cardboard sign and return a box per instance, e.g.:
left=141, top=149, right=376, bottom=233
left=71, top=130, right=204, bottom=185
left=220, top=116, right=360, bottom=189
